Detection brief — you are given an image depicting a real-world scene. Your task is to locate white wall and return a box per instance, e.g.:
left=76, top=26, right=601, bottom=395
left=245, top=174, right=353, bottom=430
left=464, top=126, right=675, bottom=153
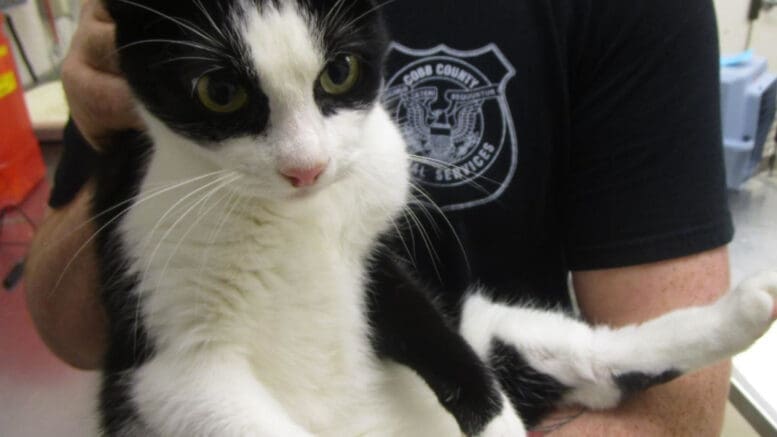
left=716, top=0, right=777, bottom=64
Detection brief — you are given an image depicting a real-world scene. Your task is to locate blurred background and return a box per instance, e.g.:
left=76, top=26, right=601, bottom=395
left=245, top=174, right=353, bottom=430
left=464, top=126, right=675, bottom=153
left=0, top=0, right=776, bottom=435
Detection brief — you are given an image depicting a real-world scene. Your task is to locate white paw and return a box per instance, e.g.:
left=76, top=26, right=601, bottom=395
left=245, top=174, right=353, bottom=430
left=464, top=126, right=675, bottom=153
left=476, top=397, right=527, bottom=437
left=727, top=271, right=777, bottom=335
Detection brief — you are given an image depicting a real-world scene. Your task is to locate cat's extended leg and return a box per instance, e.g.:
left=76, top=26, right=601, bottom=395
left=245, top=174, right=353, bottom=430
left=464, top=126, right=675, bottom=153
left=460, top=271, right=777, bottom=427
left=130, top=350, right=313, bottom=437
left=367, top=252, right=526, bottom=437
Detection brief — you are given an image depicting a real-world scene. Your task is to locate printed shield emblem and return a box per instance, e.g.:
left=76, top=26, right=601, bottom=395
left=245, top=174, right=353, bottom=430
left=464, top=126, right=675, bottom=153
left=383, top=43, right=518, bottom=211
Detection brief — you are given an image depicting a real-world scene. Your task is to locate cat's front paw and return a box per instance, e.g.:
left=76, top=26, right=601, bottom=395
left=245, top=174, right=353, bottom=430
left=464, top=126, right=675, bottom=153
left=727, top=271, right=777, bottom=335
left=475, top=397, right=526, bottom=437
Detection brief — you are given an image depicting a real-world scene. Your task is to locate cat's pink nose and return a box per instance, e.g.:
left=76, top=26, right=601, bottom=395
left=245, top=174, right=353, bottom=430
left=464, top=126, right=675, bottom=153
left=280, top=163, right=327, bottom=188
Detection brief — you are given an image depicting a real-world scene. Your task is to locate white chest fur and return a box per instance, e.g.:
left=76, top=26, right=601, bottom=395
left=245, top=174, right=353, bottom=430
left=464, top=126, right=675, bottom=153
left=115, top=108, right=455, bottom=435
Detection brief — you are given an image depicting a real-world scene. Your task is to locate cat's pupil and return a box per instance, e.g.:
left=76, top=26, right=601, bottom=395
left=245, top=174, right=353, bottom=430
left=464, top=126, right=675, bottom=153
left=209, top=81, right=238, bottom=105
left=327, top=56, right=351, bottom=85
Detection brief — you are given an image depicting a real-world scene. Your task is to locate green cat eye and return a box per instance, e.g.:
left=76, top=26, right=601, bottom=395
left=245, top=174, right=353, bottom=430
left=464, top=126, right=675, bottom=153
left=196, top=74, right=248, bottom=113
left=319, top=54, right=361, bottom=95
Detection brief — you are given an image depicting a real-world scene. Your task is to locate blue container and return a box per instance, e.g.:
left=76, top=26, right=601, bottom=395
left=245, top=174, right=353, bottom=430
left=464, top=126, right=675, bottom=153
left=720, top=55, right=777, bottom=189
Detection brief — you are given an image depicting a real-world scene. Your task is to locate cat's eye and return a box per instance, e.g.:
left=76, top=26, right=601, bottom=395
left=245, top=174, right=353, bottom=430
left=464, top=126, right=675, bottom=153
left=319, top=54, right=361, bottom=96
left=196, top=73, right=248, bottom=113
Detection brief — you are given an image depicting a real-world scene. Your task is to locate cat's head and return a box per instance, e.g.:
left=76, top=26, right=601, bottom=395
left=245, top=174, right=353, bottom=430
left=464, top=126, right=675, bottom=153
left=106, top=0, right=400, bottom=200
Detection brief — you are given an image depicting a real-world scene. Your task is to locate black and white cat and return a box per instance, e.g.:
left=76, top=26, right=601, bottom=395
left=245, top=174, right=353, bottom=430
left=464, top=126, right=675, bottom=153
left=89, top=0, right=777, bottom=435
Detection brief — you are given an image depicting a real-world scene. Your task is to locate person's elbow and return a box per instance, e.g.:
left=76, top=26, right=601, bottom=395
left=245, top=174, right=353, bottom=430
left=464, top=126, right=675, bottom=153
left=24, top=185, right=107, bottom=370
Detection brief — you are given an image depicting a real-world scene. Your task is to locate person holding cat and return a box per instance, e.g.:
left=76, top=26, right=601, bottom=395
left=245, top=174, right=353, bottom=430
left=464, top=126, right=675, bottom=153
left=26, top=0, right=738, bottom=435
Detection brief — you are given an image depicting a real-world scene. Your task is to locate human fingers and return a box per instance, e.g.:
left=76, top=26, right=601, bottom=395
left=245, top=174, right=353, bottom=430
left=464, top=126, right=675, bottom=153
left=62, top=55, right=142, bottom=148
left=62, top=0, right=143, bottom=149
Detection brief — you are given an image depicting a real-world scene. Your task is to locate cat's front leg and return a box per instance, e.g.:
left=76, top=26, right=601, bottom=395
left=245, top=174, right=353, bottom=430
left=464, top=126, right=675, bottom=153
left=367, top=251, right=526, bottom=437
left=131, top=349, right=313, bottom=437
left=474, top=394, right=526, bottom=437
left=460, top=271, right=777, bottom=426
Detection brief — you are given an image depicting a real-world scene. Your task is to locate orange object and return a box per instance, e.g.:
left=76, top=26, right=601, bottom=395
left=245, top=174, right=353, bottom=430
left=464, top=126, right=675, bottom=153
left=0, top=13, right=45, bottom=210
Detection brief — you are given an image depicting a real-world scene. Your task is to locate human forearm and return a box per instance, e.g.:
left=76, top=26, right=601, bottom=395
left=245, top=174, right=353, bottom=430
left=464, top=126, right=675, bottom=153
left=542, top=362, right=730, bottom=436
left=544, top=247, right=732, bottom=435
left=24, top=0, right=135, bottom=370
left=24, top=182, right=107, bottom=369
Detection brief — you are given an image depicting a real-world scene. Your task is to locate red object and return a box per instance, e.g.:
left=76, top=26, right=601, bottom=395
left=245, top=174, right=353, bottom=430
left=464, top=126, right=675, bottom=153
left=0, top=14, right=45, bottom=211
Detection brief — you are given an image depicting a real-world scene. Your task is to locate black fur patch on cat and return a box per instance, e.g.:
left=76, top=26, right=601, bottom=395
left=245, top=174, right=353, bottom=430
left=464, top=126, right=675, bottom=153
left=489, top=339, right=570, bottom=428
left=105, top=0, right=387, bottom=142
left=307, top=1, right=389, bottom=116
left=106, top=0, right=269, bottom=142
left=91, top=130, right=154, bottom=433
left=367, top=249, right=503, bottom=436
left=614, top=370, right=682, bottom=397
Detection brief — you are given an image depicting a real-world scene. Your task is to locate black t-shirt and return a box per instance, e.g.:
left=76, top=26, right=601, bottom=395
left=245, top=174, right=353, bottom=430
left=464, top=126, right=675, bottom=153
left=53, top=0, right=733, bottom=308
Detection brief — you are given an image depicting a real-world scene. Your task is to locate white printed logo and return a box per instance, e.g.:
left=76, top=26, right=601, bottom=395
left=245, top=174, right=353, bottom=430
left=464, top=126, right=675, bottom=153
left=384, top=43, right=518, bottom=211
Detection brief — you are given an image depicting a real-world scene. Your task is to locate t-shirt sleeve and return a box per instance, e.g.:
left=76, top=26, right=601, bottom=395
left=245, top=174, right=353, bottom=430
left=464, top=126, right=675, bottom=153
left=49, top=120, right=98, bottom=208
left=563, top=0, right=734, bottom=270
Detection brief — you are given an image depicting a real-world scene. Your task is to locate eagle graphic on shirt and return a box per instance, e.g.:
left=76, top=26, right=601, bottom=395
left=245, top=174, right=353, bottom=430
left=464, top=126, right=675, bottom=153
left=401, top=87, right=489, bottom=163
left=383, top=43, right=518, bottom=211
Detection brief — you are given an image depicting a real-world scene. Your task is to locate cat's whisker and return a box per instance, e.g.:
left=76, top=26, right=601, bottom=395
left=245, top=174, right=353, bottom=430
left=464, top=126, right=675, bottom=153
left=355, top=165, right=468, bottom=274
left=337, top=0, right=397, bottom=33
left=407, top=160, right=496, bottom=200
left=397, top=209, right=418, bottom=259
left=408, top=154, right=502, bottom=190
left=408, top=183, right=471, bottom=272
left=190, top=189, right=248, bottom=350
left=137, top=173, right=236, bottom=252
left=46, top=171, right=231, bottom=299
left=116, top=0, right=224, bottom=49
left=197, top=186, right=244, bottom=283
left=405, top=199, right=441, bottom=238
left=403, top=205, right=443, bottom=283
left=324, top=0, right=359, bottom=34
left=192, top=0, right=229, bottom=42
left=151, top=56, right=221, bottom=68
left=405, top=211, right=420, bottom=256
left=133, top=173, right=240, bottom=355
left=408, top=153, right=502, bottom=185
left=115, top=39, right=223, bottom=57
left=205, top=188, right=241, bottom=244
left=352, top=168, right=448, bottom=272
left=51, top=170, right=230, bottom=250
left=321, top=0, right=348, bottom=30
left=389, top=218, right=418, bottom=269
left=139, top=173, right=240, bottom=285
left=194, top=173, right=236, bottom=218
left=406, top=184, right=442, bottom=234
left=154, top=175, right=242, bottom=295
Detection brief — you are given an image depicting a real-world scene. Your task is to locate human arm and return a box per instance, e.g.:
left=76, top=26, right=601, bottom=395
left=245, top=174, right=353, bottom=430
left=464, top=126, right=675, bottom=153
left=542, top=0, right=735, bottom=433
left=25, top=182, right=107, bottom=369
left=536, top=247, right=731, bottom=436
left=61, top=0, right=142, bottom=147
left=24, top=0, right=139, bottom=369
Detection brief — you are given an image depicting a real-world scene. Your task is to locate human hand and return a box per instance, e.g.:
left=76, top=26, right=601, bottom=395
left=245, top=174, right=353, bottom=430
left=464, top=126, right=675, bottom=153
left=61, top=0, right=143, bottom=149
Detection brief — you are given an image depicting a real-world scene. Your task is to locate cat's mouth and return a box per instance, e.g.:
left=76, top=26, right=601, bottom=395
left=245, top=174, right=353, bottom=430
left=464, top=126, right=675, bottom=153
left=288, top=185, right=325, bottom=200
